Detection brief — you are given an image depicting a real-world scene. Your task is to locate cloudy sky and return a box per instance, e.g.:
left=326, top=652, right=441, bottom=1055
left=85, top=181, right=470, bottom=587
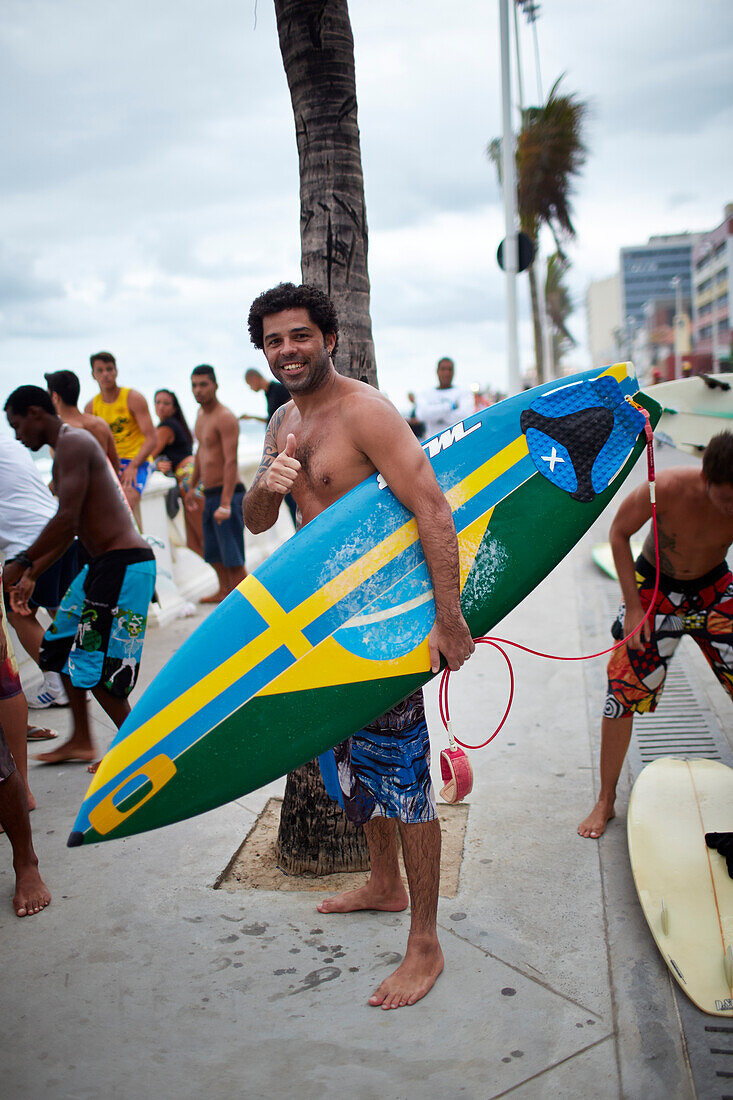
left=1, top=0, right=731, bottom=429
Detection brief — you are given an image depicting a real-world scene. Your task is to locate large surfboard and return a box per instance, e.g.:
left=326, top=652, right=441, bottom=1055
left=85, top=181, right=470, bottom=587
left=627, top=758, right=733, bottom=1016
left=645, top=372, right=733, bottom=455
left=70, top=362, right=660, bottom=846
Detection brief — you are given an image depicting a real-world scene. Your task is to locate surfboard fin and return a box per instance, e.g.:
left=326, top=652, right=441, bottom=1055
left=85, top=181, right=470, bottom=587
left=660, top=897, right=669, bottom=937
left=724, top=945, right=733, bottom=990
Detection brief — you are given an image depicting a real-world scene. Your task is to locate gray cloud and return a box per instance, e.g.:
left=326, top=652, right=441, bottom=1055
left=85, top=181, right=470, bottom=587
left=1, top=0, right=730, bottom=399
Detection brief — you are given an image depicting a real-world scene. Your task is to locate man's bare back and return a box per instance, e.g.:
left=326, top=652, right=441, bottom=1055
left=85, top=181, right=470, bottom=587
left=61, top=408, right=120, bottom=472
left=53, top=427, right=147, bottom=557
left=638, top=467, right=733, bottom=578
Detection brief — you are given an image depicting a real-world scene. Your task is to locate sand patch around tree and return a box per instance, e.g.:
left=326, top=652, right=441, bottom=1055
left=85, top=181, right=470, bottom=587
left=217, top=798, right=469, bottom=899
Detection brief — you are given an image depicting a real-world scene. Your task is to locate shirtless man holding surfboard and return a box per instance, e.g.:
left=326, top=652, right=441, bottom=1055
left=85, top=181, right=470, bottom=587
left=579, top=431, right=733, bottom=840
left=244, top=282, right=474, bottom=1009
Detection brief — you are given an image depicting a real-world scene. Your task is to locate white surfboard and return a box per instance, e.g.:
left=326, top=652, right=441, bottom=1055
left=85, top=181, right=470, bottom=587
left=644, top=373, right=733, bottom=455
left=627, top=758, right=733, bottom=1016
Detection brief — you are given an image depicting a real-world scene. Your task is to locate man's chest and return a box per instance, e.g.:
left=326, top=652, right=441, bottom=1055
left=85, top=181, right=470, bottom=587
left=290, top=427, right=372, bottom=505
left=196, top=418, right=222, bottom=452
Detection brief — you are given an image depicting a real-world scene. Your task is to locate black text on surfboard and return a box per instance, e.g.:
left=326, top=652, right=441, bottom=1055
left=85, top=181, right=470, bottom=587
left=376, top=420, right=482, bottom=490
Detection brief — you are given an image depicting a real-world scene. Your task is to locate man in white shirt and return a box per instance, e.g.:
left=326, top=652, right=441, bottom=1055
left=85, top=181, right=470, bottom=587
left=0, top=434, right=77, bottom=707
left=412, top=358, right=475, bottom=440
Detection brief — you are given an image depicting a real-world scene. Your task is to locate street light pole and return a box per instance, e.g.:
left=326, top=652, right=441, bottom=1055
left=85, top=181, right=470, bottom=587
left=499, top=0, right=521, bottom=395
left=709, top=247, right=720, bottom=374
left=671, top=275, right=682, bottom=380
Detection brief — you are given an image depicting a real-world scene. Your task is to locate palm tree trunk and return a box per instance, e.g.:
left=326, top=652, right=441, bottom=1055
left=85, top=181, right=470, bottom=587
left=272, top=0, right=377, bottom=875
left=275, top=759, right=370, bottom=875
left=528, top=261, right=545, bottom=384
left=274, top=0, right=377, bottom=386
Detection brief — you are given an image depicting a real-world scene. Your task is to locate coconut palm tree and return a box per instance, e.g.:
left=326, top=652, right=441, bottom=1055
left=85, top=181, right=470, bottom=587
left=271, top=0, right=374, bottom=874
left=544, top=251, right=577, bottom=373
left=274, top=0, right=376, bottom=385
left=489, top=76, right=588, bottom=382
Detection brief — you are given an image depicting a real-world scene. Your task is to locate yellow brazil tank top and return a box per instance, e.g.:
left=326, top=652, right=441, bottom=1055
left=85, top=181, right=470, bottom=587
left=92, top=387, right=146, bottom=460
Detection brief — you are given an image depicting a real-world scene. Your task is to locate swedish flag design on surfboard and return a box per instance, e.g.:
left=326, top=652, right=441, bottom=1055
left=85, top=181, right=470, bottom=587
left=69, top=363, right=660, bottom=846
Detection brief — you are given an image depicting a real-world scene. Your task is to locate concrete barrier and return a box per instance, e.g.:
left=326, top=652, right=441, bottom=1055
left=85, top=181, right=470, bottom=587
left=142, top=462, right=295, bottom=627
left=4, top=458, right=294, bottom=690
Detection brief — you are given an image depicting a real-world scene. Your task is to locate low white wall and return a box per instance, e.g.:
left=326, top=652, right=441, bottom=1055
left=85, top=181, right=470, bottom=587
left=142, top=464, right=294, bottom=627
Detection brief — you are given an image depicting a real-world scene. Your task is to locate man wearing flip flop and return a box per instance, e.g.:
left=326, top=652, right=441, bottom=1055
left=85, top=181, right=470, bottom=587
left=4, top=385, right=156, bottom=771
left=579, top=431, right=733, bottom=840
left=244, top=283, right=474, bottom=1010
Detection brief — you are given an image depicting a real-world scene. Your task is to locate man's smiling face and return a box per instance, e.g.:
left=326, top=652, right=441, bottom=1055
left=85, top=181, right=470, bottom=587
left=261, top=308, right=336, bottom=396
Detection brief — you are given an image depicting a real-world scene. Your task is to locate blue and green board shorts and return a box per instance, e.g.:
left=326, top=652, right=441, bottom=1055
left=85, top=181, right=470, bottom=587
left=40, top=547, right=156, bottom=699
left=119, top=458, right=151, bottom=495
left=319, top=689, right=437, bottom=826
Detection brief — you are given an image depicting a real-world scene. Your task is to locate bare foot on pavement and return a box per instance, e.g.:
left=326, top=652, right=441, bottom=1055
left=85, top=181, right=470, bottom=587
left=369, top=934, right=444, bottom=1009
left=317, top=880, right=408, bottom=915
left=14, top=864, right=51, bottom=918
left=34, top=744, right=96, bottom=765
left=578, top=799, right=616, bottom=839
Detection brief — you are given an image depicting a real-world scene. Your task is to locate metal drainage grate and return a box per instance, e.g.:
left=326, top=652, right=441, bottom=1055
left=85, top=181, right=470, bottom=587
left=630, top=662, right=729, bottom=769
left=675, top=1011, right=733, bottom=1099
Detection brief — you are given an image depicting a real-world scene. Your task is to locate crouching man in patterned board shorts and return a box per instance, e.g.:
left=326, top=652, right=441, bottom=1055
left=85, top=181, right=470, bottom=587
left=4, top=385, right=156, bottom=773
left=578, top=430, right=733, bottom=841
left=243, top=283, right=475, bottom=1010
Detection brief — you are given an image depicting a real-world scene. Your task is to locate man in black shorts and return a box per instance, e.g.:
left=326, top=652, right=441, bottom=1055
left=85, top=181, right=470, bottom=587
left=4, top=385, right=156, bottom=770
left=187, top=365, right=246, bottom=603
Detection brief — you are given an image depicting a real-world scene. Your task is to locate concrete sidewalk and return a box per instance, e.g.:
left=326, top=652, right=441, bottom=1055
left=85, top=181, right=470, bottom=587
left=2, top=485, right=731, bottom=1097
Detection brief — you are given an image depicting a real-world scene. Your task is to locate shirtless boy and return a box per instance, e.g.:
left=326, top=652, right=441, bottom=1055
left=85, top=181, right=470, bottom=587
left=85, top=351, right=156, bottom=514
left=4, top=386, right=156, bottom=769
left=244, top=283, right=474, bottom=1009
left=578, top=431, right=733, bottom=839
left=45, top=369, right=120, bottom=473
left=187, top=365, right=246, bottom=603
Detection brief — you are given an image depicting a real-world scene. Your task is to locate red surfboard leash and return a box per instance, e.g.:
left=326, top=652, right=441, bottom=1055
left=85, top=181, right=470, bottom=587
left=439, top=405, right=660, bottom=765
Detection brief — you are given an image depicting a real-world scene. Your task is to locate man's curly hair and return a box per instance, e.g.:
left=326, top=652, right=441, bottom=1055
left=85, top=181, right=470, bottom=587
left=702, top=431, right=733, bottom=486
left=248, top=283, right=339, bottom=356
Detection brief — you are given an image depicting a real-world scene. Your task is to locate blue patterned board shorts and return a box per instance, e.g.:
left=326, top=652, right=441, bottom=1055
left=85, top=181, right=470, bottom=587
left=319, top=689, right=437, bottom=826
left=40, top=548, right=156, bottom=698
left=119, top=458, right=150, bottom=495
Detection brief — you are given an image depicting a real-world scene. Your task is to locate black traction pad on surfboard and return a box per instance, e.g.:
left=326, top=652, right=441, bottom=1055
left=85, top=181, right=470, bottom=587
left=520, top=375, right=646, bottom=503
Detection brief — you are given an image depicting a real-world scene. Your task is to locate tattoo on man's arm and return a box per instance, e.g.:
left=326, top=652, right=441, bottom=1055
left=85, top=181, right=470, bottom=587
left=251, top=408, right=286, bottom=490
